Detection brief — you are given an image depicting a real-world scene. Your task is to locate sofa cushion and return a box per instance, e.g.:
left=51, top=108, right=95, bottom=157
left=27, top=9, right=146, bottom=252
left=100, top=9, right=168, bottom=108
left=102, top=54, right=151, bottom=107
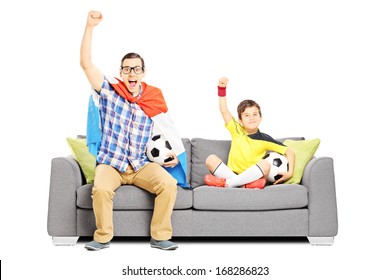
left=191, top=138, right=231, bottom=188
left=76, top=184, right=193, bottom=210
left=193, top=184, right=308, bottom=211
left=66, top=137, right=96, bottom=184
left=284, top=138, right=320, bottom=184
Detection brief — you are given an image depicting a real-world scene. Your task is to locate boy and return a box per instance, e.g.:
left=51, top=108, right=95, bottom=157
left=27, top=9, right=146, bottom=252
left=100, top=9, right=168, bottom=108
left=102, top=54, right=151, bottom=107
left=204, top=77, right=295, bottom=189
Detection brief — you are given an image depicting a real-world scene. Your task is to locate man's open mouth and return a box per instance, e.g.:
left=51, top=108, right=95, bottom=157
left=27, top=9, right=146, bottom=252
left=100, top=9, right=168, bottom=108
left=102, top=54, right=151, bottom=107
left=129, top=80, right=137, bottom=87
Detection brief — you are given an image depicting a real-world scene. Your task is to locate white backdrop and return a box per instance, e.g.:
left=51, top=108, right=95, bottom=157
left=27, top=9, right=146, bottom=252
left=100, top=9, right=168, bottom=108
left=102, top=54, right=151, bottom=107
left=1, top=0, right=389, bottom=279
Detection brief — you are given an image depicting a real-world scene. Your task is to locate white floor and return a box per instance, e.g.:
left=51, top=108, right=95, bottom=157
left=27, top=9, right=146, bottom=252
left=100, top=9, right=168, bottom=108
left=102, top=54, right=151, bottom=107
left=3, top=228, right=389, bottom=279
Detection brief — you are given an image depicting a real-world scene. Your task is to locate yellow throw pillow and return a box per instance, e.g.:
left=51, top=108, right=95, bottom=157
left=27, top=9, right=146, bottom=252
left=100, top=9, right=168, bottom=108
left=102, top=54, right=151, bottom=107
left=66, top=137, right=96, bottom=184
left=283, top=138, right=320, bottom=184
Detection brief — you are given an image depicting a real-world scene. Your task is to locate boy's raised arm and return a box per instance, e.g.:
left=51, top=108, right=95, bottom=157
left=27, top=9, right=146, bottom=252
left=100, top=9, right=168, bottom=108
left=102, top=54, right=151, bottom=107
left=217, top=77, right=233, bottom=125
left=80, top=11, right=104, bottom=92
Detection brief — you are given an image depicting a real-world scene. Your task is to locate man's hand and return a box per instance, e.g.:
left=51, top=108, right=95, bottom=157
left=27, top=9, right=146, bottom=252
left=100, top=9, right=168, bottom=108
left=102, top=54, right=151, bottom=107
left=162, top=152, right=179, bottom=168
left=87, top=11, right=103, bottom=27
left=218, top=77, right=229, bottom=88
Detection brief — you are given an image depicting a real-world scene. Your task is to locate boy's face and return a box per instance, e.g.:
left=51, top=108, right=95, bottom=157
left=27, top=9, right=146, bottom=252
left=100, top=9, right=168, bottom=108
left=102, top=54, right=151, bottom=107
left=239, top=106, right=262, bottom=134
left=120, top=58, right=145, bottom=95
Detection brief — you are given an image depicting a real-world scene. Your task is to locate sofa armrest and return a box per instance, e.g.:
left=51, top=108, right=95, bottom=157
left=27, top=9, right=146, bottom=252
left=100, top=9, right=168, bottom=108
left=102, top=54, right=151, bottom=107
left=47, top=156, right=83, bottom=237
left=301, top=157, right=338, bottom=237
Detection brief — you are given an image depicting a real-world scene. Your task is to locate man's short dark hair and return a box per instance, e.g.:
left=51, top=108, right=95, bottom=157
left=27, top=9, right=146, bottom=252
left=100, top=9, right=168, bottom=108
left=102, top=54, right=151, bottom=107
left=121, top=53, right=145, bottom=68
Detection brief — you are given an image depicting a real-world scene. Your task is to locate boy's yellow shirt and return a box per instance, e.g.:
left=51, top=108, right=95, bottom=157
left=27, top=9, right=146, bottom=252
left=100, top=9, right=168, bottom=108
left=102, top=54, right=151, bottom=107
left=226, top=118, right=287, bottom=174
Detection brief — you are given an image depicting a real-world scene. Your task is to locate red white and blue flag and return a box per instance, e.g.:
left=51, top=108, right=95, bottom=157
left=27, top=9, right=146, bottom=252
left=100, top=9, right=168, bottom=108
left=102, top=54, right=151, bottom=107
left=105, top=77, right=189, bottom=188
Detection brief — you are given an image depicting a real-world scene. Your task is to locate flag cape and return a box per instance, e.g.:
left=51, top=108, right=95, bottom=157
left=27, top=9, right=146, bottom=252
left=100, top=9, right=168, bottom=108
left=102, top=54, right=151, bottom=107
left=86, top=90, right=101, bottom=156
left=87, top=77, right=189, bottom=188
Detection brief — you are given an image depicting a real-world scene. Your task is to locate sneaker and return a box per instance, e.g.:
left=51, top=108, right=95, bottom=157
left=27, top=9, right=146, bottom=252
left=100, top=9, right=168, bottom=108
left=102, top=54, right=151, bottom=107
left=150, top=238, right=178, bottom=250
left=244, top=177, right=267, bottom=189
left=204, top=174, right=226, bottom=187
left=85, top=240, right=110, bottom=251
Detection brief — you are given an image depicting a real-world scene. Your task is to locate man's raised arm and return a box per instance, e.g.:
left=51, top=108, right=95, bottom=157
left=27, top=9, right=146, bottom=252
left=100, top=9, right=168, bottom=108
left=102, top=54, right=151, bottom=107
left=80, top=11, right=104, bottom=92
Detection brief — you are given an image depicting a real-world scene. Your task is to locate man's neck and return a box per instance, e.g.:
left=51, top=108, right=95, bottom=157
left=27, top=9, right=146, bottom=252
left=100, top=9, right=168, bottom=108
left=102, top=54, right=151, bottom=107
left=131, top=84, right=142, bottom=98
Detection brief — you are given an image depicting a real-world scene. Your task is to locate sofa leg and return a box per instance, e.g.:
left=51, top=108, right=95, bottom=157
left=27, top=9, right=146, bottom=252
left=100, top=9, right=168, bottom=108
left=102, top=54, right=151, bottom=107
left=308, top=236, right=334, bottom=245
left=52, top=236, right=79, bottom=246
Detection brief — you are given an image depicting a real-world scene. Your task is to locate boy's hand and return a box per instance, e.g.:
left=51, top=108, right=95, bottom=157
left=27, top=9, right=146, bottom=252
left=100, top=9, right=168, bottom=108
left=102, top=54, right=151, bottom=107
left=218, top=77, right=229, bottom=88
left=87, top=11, right=103, bottom=27
left=273, top=172, right=292, bottom=185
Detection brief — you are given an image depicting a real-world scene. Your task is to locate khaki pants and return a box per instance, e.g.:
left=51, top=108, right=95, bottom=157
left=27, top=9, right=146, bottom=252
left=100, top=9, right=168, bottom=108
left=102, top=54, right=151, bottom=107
left=92, top=163, right=178, bottom=243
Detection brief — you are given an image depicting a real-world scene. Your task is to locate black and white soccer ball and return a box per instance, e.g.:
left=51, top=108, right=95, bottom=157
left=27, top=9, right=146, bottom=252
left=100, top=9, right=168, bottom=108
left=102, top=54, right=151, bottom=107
left=263, top=152, right=289, bottom=183
left=146, top=134, right=173, bottom=165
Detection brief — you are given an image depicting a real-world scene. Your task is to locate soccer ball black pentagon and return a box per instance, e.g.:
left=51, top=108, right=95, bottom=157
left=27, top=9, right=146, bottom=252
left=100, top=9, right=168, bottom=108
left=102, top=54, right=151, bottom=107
left=146, top=134, right=173, bottom=165
left=263, top=152, right=289, bottom=183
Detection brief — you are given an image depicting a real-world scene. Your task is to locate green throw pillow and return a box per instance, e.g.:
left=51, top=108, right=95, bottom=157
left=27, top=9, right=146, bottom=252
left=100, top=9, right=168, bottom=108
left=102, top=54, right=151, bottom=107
left=283, top=138, right=320, bottom=184
left=66, top=137, right=96, bottom=184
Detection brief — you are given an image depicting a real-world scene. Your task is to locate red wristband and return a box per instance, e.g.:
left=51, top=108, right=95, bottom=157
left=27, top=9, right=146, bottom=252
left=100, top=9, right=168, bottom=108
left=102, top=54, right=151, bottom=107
left=218, top=86, right=226, bottom=97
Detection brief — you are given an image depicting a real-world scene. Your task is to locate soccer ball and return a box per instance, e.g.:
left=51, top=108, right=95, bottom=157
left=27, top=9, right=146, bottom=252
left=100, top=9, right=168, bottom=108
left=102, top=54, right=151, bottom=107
left=263, top=152, right=289, bottom=183
left=146, top=134, right=173, bottom=165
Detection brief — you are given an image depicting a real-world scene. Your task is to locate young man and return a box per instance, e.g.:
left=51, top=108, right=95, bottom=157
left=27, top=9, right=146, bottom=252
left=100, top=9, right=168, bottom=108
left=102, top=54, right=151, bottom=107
left=80, top=10, right=179, bottom=251
left=204, top=77, right=295, bottom=189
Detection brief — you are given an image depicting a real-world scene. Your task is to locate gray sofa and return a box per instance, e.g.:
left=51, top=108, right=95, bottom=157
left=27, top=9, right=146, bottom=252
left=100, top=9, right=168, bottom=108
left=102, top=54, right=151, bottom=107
left=47, top=137, right=338, bottom=246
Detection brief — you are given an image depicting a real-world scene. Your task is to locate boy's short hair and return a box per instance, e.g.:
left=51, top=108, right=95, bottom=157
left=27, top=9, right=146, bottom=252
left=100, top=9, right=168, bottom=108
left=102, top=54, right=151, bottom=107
left=121, top=52, right=145, bottom=68
left=237, top=99, right=262, bottom=119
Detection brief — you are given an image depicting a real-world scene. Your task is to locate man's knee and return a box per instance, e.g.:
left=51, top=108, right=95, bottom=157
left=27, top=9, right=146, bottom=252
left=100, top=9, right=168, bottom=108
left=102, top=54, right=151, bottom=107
left=92, top=185, right=115, bottom=201
left=154, top=177, right=178, bottom=196
left=94, top=164, right=122, bottom=191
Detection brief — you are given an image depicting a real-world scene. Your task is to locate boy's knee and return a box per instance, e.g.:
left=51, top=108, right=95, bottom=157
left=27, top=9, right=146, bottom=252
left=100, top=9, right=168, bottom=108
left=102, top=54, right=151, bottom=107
left=258, top=159, right=271, bottom=177
left=205, top=154, right=214, bottom=164
left=206, top=154, right=221, bottom=170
